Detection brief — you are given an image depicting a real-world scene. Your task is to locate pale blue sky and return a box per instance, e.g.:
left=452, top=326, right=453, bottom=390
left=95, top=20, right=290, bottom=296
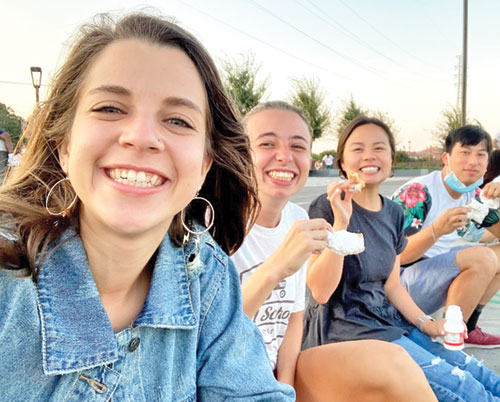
left=2, top=0, right=499, bottom=151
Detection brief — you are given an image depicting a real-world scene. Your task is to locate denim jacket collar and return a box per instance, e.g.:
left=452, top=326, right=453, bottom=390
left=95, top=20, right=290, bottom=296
left=36, top=229, right=197, bottom=375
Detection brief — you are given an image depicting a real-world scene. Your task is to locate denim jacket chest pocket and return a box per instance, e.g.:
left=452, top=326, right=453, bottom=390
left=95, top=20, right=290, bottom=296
left=58, top=327, right=198, bottom=402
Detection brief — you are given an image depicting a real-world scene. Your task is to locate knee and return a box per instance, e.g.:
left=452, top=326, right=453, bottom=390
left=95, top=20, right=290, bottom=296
left=463, top=247, right=497, bottom=278
left=373, top=343, right=415, bottom=378
left=369, top=344, right=428, bottom=397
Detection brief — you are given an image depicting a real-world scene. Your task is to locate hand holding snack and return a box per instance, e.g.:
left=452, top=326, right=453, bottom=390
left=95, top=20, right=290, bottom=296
left=481, top=181, right=500, bottom=201
left=433, top=206, right=470, bottom=236
left=326, top=180, right=353, bottom=231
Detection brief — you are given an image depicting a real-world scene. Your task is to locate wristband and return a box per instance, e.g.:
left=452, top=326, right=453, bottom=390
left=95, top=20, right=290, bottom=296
left=417, top=315, right=435, bottom=332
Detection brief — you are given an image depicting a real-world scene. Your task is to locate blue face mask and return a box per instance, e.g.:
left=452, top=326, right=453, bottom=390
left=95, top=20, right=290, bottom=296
left=444, top=168, right=483, bottom=193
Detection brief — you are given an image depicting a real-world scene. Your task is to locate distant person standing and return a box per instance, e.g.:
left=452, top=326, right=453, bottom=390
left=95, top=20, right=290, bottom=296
left=0, top=129, right=13, bottom=179
left=493, top=132, right=500, bottom=150
left=322, top=153, right=334, bottom=169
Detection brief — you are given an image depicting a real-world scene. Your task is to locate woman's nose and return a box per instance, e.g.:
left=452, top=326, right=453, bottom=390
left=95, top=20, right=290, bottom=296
left=119, top=114, right=164, bottom=152
left=276, top=146, right=292, bottom=162
left=362, top=150, right=375, bottom=160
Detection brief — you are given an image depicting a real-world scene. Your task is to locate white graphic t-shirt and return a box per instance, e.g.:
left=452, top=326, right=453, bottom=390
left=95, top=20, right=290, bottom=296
left=231, top=202, right=308, bottom=369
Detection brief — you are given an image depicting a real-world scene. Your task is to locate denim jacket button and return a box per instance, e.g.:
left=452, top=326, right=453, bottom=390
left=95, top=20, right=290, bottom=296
left=128, top=337, right=140, bottom=352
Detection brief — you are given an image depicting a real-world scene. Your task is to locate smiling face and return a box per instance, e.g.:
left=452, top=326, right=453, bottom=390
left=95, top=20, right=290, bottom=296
left=59, top=39, right=212, bottom=241
left=245, top=109, right=311, bottom=204
left=340, top=123, right=392, bottom=188
left=443, top=140, right=489, bottom=185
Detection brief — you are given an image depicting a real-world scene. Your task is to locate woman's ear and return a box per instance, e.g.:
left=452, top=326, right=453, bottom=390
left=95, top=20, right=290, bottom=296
left=58, top=141, right=70, bottom=175
left=198, top=155, right=213, bottom=189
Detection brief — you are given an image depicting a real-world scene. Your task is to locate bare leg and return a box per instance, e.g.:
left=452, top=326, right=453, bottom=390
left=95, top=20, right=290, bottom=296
left=447, top=246, right=497, bottom=320
left=478, top=244, right=500, bottom=305
left=295, top=340, right=437, bottom=402
left=479, top=272, right=500, bottom=305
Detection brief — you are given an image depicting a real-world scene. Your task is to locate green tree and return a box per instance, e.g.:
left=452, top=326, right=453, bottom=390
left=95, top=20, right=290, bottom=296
left=0, top=103, right=25, bottom=146
left=395, top=150, right=412, bottom=163
left=371, top=109, right=401, bottom=147
left=433, top=106, right=478, bottom=148
left=334, top=97, right=400, bottom=145
left=289, top=77, right=331, bottom=140
left=334, top=96, right=366, bottom=139
left=220, top=52, right=268, bottom=117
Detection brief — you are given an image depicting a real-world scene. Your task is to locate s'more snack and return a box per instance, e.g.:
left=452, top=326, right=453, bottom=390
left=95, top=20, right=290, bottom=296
left=346, top=168, right=365, bottom=193
left=327, top=230, right=365, bottom=256
left=467, top=198, right=489, bottom=224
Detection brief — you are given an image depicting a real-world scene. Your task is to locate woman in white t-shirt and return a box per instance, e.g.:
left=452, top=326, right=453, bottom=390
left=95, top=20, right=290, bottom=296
left=231, top=101, right=437, bottom=401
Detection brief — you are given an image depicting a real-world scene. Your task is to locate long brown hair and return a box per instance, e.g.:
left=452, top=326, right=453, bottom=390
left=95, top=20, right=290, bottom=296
left=0, top=13, right=259, bottom=277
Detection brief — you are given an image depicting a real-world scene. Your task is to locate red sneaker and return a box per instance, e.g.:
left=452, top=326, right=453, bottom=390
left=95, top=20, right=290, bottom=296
left=464, top=327, right=500, bottom=349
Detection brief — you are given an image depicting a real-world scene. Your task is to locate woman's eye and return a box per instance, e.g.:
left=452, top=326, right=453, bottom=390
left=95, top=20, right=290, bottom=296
left=166, top=118, right=192, bottom=129
left=292, top=145, right=307, bottom=151
left=259, top=142, right=273, bottom=148
left=93, top=106, right=122, bottom=114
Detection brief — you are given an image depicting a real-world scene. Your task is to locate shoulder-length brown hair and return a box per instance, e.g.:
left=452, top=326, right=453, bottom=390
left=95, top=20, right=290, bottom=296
left=0, top=13, right=259, bottom=277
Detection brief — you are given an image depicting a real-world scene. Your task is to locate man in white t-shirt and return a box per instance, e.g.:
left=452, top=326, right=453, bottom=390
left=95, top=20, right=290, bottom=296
left=232, top=101, right=437, bottom=401
left=392, top=125, right=500, bottom=348
left=322, top=153, right=334, bottom=169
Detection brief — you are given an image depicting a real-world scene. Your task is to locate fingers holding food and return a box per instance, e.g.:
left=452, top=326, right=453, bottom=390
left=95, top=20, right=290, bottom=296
left=346, top=168, right=365, bottom=193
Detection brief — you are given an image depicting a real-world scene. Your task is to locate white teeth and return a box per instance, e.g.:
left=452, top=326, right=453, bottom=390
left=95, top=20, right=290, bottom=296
left=150, top=175, right=160, bottom=186
left=107, top=168, right=163, bottom=187
left=268, top=171, right=294, bottom=181
left=361, top=167, right=378, bottom=173
left=127, top=170, right=136, bottom=181
left=137, top=171, right=146, bottom=182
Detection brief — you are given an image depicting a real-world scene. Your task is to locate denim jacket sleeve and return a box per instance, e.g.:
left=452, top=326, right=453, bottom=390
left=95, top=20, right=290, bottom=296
left=0, top=270, right=53, bottom=401
left=195, top=244, right=295, bottom=401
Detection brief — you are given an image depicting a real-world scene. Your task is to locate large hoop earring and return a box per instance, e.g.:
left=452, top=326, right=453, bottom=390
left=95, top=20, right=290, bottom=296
left=45, top=177, right=77, bottom=217
left=181, top=195, right=215, bottom=244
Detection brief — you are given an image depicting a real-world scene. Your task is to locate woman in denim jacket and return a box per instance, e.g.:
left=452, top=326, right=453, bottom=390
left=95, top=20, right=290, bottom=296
left=0, top=13, right=294, bottom=402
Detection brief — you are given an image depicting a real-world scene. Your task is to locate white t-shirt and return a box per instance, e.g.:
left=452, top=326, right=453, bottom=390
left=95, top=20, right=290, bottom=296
left=231, top=202, right=308, bottom=369
left=401, top=170, right=474, bottom=258
left=322, top=154, right=333, bottom=167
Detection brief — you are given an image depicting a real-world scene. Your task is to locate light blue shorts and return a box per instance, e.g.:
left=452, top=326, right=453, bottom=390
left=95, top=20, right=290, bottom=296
left=400, top=245, right=471, bottom=314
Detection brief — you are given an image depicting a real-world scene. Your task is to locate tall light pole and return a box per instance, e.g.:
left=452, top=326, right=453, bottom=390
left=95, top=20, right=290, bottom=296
left=30, top=66, right=42, bottom=103
left=461, top=0, right=468, bottom=126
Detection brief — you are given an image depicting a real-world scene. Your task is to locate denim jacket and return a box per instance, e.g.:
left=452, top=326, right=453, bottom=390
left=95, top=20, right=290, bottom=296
left=0, top=229, right=295, bottom=401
